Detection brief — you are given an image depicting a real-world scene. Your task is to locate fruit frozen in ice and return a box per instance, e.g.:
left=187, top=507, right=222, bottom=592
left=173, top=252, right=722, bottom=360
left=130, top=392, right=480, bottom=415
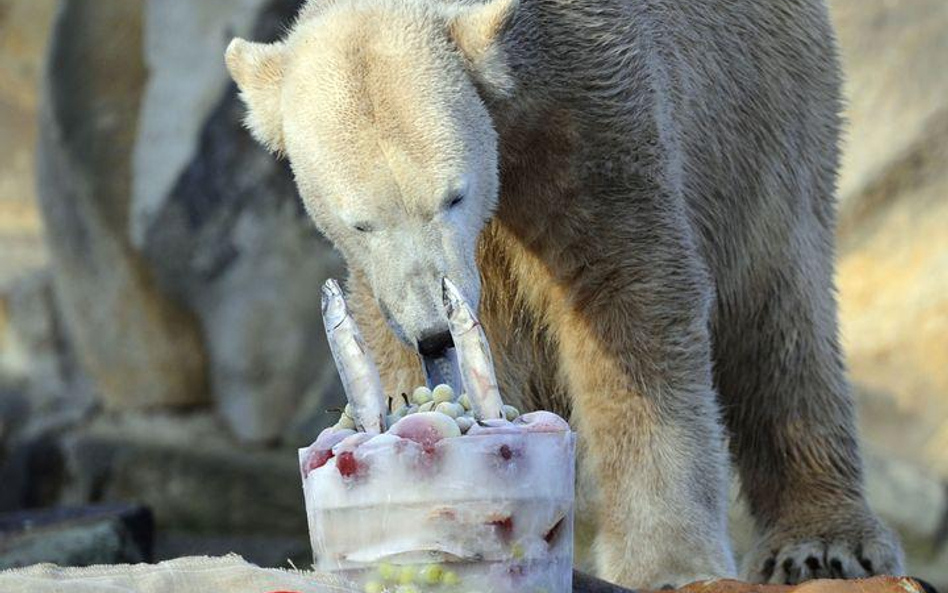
left=377, top=562, right=397, bottom=581
left=337, top=414, right=357, bottom=430
left=301, top=427, right=355, bottom=474
left=515, top=411, right=570, bottom=432
left=418, top=564, right=443, bottom=585
left=332, top=431, right=374, bottom=455
left=432, top=383, right=455, bottom=404
left=467, top=418, right=521, bottom=435
left=336, top=450, right=365, bottom=478
left=455, top=416, right=474, bottom=433
left=502, top=405, right=520, bottom=421
left=411, top=386, right=433, bottom=405
left=435, top=402, right=463, bottom=418
left=458, top=393, right=472, bottom=411
left=315, top=426, right=356, bottom=446
left=442, top=570, right=460, bottom=586
left=398, top=566, right=416, bottom=585
left=389, top=412, right=462, bottom=451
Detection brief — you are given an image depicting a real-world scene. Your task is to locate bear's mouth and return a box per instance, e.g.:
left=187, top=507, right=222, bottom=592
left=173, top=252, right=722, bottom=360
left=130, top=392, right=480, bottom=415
left=417, top=329, right=455, bottom=356
left=421, top=345, right=461, bottom=393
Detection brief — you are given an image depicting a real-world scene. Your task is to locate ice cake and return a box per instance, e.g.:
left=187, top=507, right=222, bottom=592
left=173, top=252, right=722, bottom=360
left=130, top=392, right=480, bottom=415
left=300, top=278, right=576, bottom=593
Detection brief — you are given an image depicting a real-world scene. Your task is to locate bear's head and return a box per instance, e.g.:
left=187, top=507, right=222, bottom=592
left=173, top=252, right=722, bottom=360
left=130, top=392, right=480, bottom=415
left=226, top=0, right=518, bottom=354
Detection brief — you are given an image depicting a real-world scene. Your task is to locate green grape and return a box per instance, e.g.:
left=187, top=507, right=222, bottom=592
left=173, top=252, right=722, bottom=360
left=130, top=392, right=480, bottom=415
left=436, top=402, right=462, bottom=418
left=364, top=581, right=385, bottom=593
left=502, top=405, right=520, bottom=421
left=398, top=566, right=416, bottom=585
left=418, top=564, right=443, bottom=585
left=378, top=562, right=398, bottom=581
left=455, top=416, right=474, bottom=433
left=458, top=393, right=472, bottom=411
left=338, top=414, right=356, bottom=430
left=442, top=570, right=460, bottom=586
left=419, top=401, right=435, bottom=413
left=411, top=386, right=433, bottom=405
left=432, top=384, right=455, bottom=404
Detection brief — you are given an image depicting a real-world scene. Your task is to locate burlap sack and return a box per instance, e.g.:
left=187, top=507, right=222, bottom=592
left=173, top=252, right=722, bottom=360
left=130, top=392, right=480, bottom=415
left=0, top=554, right=359, bottom=593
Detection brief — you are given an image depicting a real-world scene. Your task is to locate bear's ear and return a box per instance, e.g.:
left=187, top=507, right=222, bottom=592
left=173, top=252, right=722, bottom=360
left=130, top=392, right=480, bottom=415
left=448, top=0, right=519, bottom=98
left=225, top=38, right=287, bottom=154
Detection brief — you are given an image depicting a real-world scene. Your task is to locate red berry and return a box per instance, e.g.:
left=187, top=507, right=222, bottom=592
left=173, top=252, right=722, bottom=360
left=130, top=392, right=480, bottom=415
left=499, top=444, right=513, bottom=460
left=489, top=516, right=514, bottom=541
left=336, top=450, right=363, bottom=478
left=303, top=449, right=333, bottom=475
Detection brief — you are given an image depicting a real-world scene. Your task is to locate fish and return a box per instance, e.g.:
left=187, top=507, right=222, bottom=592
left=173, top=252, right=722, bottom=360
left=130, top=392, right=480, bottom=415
left=321, top=278, right=387, bottom=434
left=442, top=278, right=505, bottom=420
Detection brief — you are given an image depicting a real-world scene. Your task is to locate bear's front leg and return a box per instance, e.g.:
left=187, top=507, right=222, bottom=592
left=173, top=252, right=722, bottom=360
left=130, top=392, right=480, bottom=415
left=546, top=250, right=736, bottom=588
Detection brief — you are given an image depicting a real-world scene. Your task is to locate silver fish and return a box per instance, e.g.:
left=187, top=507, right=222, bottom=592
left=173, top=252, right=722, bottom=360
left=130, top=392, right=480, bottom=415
left=321, top=278, right=387, bottom=434
left=442, top=278, right=505, bottom=420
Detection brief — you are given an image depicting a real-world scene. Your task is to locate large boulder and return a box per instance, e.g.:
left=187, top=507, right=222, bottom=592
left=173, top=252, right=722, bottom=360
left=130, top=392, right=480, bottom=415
left=34, top=0, right=346, bottom=442
left=35, top=0, right=208, bottom=410
left=0, top=271, right=94, bottom=425
left=0, top=504, right=153, bottom=569
left=137, top=0, right=345, bottom=443
left=60, top=412, right=307, bottom=538
left=829, top=0, right=948, bottom=479
left=130, top=0, right=270, bottom=246
left=0, top=0, right=56, bottom=286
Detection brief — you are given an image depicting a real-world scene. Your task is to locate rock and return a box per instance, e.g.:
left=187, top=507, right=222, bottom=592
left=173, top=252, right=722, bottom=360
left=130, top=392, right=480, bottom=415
left=830, top=0, right=948, bottom=480
left=0, top=0, right=57, bottom=287
left=0, top=271, right=95, bottom=423
left=35, top=0, right=209, bottom=410
left=829, top=0, right=948, bottom=209
left=828, top=0, right=948, bottom=478
left=0, top=272, right=94, bottom=513
left=0, top=430, right=66, bottom=512
left=0, top=503, right=153, bottom=569
left=60, top=412, right=308, bottom=536
left=138, top=0, right=346, bottom=443
left=129, top=0, right=270, bottom=246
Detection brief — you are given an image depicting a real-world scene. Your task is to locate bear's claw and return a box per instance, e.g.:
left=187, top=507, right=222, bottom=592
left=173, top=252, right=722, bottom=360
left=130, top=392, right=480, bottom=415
left=743, top=508, right=904, bottom=584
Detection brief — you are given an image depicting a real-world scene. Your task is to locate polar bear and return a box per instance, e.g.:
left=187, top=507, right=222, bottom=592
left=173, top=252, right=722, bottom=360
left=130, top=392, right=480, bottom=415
left=225, top=0, right=904, bottom=587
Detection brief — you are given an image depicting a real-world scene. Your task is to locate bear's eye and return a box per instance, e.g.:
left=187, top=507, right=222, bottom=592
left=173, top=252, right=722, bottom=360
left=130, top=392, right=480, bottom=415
left=353, top=222, right=374, bottom=233
left=445, top=193, right=464, bottom=209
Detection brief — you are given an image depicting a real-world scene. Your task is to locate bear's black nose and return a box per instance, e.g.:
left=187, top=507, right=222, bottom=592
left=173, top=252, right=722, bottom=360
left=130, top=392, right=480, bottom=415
left=416, top=329, right=454, bottom=356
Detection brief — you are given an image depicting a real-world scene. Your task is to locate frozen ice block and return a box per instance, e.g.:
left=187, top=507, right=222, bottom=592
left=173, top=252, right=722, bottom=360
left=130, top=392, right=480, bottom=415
left=300, top=417, right=576, bottom=593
